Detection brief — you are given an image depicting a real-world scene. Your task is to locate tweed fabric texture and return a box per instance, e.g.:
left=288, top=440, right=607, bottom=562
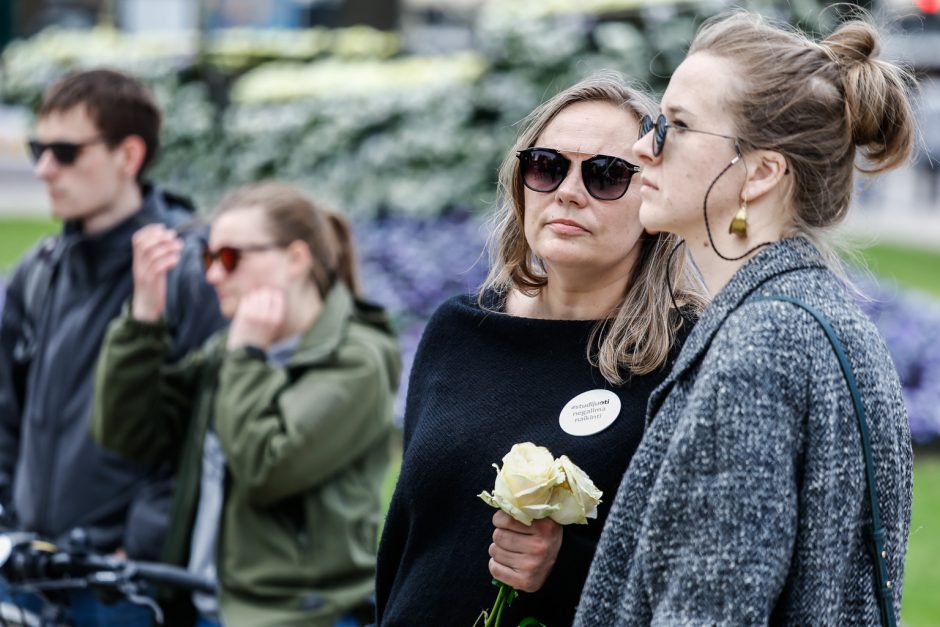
left=574, top=237, right=912, bottom=626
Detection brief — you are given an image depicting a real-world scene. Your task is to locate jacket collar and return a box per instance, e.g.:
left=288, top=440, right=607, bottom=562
left=647, top=237, right=827, bottom=421
left=59, top=184, right=191, bottom=282
left=289, top=282, right=359, bottom=366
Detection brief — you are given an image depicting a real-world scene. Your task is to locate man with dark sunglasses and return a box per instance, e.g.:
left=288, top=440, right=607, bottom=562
left=0, top=69, right=225, bottom=626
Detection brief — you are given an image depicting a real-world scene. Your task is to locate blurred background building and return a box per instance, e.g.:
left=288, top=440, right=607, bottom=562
left=2, top=0, right=400, bottom=34
left=1, top=0, right=938, bottom=218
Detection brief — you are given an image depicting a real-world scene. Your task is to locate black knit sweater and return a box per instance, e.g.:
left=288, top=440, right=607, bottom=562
left=375, top=293, right=689, bottom=626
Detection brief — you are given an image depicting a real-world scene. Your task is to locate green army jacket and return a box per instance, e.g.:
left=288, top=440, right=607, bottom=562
left=92, top=284, right=400, bottom=627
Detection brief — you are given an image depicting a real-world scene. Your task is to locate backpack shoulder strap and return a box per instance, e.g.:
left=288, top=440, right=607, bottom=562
left=12, top=235, right=62, bottom=364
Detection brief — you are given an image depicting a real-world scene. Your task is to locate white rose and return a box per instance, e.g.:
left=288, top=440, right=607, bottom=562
left=478, top=442, right=565, bottom=525
left=547, top=455, right=603, bottom=525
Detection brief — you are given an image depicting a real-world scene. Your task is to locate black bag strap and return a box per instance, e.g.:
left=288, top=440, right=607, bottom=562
left=756, top=295, right=896, bottom=627
left=11, top=235, right=61, bottom=366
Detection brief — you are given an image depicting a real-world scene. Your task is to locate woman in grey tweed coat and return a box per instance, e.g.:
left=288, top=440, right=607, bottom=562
left=574, top=11, right=916, bottom=626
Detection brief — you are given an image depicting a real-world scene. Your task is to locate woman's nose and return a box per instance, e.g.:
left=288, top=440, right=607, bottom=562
left=554, top=163, right=588, bottom=207
left=633, top=130, right=657, bottom=165
left=205, top=260, right=225, bottom=285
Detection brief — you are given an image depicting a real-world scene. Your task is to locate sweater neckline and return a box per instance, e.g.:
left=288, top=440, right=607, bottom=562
left=439, top=292, right=602, bottom=354
left=468, top=290, right=606, bottom=325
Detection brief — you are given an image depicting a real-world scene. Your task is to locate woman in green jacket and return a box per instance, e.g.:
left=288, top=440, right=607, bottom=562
left=92, top=181, right=401, bottom=627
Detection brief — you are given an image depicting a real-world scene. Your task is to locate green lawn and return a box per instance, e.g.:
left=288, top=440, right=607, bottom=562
left=853, top=242, right=940, bottom=298
left=0, top=216, right=58, bottom=272
left=379, top=434, right=402, bottom=537
left=904, top=455, right=940, bottom=626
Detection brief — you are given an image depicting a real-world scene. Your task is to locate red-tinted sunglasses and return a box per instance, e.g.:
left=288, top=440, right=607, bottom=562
left=201, top=243, right=282, bottom=274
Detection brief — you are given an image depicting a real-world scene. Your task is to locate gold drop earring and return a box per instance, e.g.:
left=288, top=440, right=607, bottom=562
left=729, top=195, right=748, bottom=237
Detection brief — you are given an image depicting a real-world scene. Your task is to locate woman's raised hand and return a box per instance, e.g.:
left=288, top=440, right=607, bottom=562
left=227, top=287, right=287, bottom=351
left=131, top=224, right=184, bottom=322
left=488, top=509, right=563, bottom=593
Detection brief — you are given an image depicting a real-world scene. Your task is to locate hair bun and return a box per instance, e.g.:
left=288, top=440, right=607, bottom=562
left=819, top=20, right=913, bottom=170
left=821, top=21, right=878, bottom=67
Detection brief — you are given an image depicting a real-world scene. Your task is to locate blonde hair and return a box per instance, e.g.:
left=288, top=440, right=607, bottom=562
left=213, top=180, right=362, bottom=297
left=689, top=11, right=916, bottom=264
left=481, top=72, right=707, bottom=384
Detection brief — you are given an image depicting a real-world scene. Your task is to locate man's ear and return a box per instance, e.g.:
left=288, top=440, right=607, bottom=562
left=117, top=135, right=148, bottom=179
left=742, top=149, right=788, bottom=204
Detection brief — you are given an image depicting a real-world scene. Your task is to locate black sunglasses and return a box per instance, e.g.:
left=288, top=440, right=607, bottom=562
left=516, top=147, right=641, bottom=201
left=27, top=138, right=106, bottom=165
left=639, top=114, right=739, bottom=158
left=202, top=243, right=283, bottom=274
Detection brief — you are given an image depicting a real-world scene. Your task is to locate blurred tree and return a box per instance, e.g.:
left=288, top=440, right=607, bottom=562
left=299, top=0, right=400, bottom=30
left=196, top=0, right=230, bottom=113
left=340, top=0, right=399, bottom=30
left=98, top=0, right=116, bottom=26
left=17, top=1, right=98, bottom=35
left=1, top=0, right=14, bottom=51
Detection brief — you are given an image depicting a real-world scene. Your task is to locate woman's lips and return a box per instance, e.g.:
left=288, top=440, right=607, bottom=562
left=547, top=219, right=589, bottom=235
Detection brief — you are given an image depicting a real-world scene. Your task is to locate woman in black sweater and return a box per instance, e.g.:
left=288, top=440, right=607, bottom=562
left=375, top=73, right=704, bottom=626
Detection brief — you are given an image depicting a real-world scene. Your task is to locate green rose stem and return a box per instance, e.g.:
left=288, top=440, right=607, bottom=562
left=476, top=580, right=517, bottom=627
left=493, top=592, right=507, bottom=626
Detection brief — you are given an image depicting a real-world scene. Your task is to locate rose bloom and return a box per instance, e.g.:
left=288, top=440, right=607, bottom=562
left=548, top=455, right=603, bottom=525
left=479, top=443, right=564, bottom=525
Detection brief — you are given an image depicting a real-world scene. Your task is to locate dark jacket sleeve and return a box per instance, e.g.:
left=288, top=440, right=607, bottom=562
left=163, top=228, right=226, bottom=362
left=0, top=263, right=28, bottom=508
left=91, top=312, right=207, bottom=466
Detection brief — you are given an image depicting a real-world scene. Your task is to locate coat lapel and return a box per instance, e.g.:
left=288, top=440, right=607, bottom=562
left=646, top=237, right=827, bottom=424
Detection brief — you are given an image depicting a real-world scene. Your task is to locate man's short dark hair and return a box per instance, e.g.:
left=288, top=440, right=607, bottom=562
left=39, top=68, right=161, bottom=180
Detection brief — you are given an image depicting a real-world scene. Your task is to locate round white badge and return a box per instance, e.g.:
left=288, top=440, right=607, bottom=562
left=558, top=389, right=621, bottom=436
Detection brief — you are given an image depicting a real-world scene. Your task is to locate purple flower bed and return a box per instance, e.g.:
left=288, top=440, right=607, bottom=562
left=354, top=212, right=490, bottom=418
left=3, top=218, right=939, bottom=443
left=853, top=276, right=940, bottom=445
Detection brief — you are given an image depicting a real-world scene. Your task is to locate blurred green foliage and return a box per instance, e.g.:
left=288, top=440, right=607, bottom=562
left=0, top=1, right=835, bottom=218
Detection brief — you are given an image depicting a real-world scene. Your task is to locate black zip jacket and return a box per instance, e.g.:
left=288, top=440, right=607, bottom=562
left=0, top=184, right=226, bottom=559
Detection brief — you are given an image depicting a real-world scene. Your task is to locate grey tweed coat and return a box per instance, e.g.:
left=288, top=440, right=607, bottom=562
left=574, top=237, right=912, bottom=626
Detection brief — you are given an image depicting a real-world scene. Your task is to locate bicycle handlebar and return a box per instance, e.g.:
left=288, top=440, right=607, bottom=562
left=0, top=533, right=216, bottom=594
left=127, top=560, right=216, bottom=594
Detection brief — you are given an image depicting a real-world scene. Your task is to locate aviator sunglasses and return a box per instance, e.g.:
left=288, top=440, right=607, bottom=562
left=639, top=114, right=739, bottom=158
left=27, top=138, right=106, bottom=166
left=202, top=243, right=283, bottom=274
left=516, top=147, right=641, bottom=201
